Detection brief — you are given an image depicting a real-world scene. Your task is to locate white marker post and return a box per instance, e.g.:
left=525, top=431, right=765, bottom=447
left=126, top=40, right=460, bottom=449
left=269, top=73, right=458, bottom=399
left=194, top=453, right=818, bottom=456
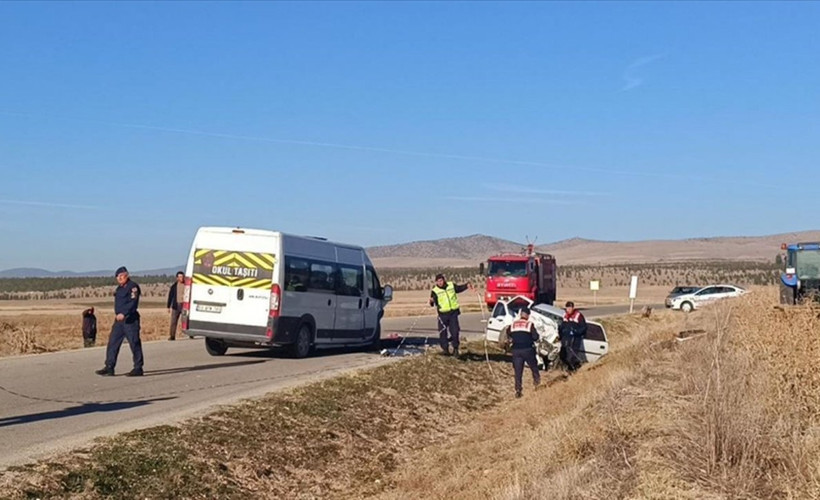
left=628, top=275, right=638, bottom=313
left=589, top=280, right=600, bottom=306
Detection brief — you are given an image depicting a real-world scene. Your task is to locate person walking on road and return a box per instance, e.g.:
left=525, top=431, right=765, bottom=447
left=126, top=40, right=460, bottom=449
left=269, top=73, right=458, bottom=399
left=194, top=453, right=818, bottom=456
left=166, top=271, right=185, bottom=341
left=509, top=307, right=541, bottom=398
left=558, top=301, right=587, bottom=373
left=95, top=266, right=144, bottom=377
left=81, top=307, right=97, bottom=348
left=429, top=273, right=473, bottom=357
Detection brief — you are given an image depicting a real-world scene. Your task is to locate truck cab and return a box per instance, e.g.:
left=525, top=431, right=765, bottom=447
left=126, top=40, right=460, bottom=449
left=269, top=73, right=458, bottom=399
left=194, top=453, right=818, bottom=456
left=485, top=245, right=556, bottom=307
left=780, top=242, right=820, bottom=305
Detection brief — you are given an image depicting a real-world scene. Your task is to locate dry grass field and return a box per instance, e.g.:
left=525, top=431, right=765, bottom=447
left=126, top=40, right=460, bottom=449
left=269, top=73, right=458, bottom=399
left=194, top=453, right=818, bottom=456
left=3, top=289, right=819, bottom=498
left=376, top=290, right=820, bottom=499
left=0, top=304, right=172, bottom=358
left=0, top=285, right=668, bottom=358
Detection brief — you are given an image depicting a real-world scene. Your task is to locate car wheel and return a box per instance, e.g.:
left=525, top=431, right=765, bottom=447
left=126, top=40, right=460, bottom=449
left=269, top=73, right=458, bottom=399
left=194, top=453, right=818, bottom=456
left=290, top=324, right=313, bottom=358
left=680, top=301, right=694, bottom=313
left=205, top=338, right=228, bottom=356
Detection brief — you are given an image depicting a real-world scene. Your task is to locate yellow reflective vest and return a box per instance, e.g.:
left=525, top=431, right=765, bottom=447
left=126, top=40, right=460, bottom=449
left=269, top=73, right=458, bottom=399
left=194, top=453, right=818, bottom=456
left=432, top=282, right=460, bottom=313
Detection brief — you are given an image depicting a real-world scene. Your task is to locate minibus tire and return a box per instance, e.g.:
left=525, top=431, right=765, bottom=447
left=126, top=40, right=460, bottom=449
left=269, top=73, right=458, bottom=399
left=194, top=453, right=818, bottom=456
left=290, top=325, right=312, bottom=358
left=205, top=338, right=228, bottom=356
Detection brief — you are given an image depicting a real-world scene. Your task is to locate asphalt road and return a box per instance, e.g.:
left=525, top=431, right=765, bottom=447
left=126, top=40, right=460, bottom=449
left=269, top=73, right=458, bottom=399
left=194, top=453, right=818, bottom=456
left=0, top=303, right=653, bottom=469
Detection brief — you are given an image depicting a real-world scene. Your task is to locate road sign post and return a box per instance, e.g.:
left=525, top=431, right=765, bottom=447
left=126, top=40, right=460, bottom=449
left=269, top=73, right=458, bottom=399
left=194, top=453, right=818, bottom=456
left=628, top=275, right=638, bottom=313
left=589, top=280, right=600, bottom=306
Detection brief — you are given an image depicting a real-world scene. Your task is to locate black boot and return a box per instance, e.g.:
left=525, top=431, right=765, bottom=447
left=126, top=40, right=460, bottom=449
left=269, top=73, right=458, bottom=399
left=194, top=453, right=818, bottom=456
left=95, top=367, right=114, bottom=376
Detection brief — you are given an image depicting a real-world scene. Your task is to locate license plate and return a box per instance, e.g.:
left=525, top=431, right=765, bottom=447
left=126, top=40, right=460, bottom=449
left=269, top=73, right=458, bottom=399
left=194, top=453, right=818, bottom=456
left=196, top=304, right=222, bottom=313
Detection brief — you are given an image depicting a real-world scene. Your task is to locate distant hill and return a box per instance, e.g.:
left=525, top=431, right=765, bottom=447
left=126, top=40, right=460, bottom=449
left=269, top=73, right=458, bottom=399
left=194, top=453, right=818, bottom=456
left=0, top=266, right=184, bottom=279
left=534, top=231, right=820, bottom=266
left=3, top=230, right=820, bottom=276
left=368, top=231, right=820, bottom=268
left=367, top=234, right=525, bottom=267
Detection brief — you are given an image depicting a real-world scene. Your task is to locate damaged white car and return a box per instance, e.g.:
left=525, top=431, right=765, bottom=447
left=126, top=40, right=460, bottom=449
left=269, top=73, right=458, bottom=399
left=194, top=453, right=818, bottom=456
left=485, top=296, right=609, bottom=369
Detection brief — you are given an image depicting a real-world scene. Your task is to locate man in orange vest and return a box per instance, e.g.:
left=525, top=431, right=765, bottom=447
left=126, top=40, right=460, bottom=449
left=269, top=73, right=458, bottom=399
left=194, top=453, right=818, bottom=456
left=508, top=307, right=541, bottom=398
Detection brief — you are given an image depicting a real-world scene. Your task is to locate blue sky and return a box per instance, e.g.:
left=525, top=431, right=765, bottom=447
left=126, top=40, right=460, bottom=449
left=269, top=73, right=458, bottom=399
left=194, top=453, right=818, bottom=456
left=1, top=2, right=818, bottom=271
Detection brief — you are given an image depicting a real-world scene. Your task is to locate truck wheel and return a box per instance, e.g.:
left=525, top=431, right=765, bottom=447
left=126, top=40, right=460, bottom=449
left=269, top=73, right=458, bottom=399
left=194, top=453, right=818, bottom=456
left=205, top=338, right=228, bottom=356
left=680, top=301, right=694, bottom=313
left=290, top=324, right=313, bottom=358
left=780, top=283, right=796, bottom=305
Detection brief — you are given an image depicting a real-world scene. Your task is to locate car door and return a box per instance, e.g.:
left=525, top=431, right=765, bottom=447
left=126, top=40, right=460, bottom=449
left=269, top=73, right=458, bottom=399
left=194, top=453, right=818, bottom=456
left=693, top=286, right=717, bottom=306
left=485, top=302, right=509, bottom=343
left=580, top=321, right=609, bottom=362
left=304, top=260, right=338, bottom=343
left=335, top=263, right=365, bottom=341
left=363, top=266, right=383, bottom=341
left=717, top=286, right=741, bottom=301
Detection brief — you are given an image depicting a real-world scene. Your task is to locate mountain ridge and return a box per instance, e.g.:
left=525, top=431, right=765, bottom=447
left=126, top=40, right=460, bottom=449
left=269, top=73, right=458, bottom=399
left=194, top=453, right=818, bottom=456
left=3, top=231, right=819, bottom=276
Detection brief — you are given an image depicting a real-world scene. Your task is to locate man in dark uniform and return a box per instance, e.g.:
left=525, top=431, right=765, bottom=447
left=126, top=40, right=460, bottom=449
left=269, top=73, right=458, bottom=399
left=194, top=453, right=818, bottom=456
left=95, top=266, right=144, bottom=377
left=429, top=273, right=473, bottom=357
left=558, top=301, right=587, bottom=373
left=166, top=271, right=185, bottom=341
left=81, top=307, right=97, bottom=348
left=509, top=308, right=541, bottom=398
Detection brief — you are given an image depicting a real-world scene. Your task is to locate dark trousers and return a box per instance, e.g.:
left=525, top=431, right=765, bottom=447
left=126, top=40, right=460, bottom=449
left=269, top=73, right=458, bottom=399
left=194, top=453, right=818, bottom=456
left=169, top=308, right=182, bottom=339
left=82, top=331, right=96, bottom=348
left=105, top=320, right=144, bottom=371
left=512, top=348, right=540, bottom=393
left=559, top=335, right=585, bottom=371
left=437, top=311, right=460, bottom=352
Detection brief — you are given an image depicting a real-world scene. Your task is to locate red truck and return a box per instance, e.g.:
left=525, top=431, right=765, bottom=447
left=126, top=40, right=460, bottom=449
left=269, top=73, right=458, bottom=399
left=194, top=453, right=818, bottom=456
left=484, top=244, right=557, bottom=308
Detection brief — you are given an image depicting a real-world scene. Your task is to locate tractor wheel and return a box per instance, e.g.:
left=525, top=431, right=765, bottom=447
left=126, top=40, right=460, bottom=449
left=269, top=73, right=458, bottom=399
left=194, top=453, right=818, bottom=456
left=780, top=283, right=796, bottom=306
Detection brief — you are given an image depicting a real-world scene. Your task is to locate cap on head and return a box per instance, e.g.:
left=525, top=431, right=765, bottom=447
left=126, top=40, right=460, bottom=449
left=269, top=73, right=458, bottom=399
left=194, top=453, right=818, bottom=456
left=565, top=301, right=575, bottom=308
left=115, top=266, right=128, bottom=277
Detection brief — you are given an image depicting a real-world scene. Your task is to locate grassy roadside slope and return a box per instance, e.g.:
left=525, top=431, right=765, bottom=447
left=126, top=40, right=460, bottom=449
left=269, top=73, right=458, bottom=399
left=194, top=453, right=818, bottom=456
left=2, top=290, right=818, bottom=499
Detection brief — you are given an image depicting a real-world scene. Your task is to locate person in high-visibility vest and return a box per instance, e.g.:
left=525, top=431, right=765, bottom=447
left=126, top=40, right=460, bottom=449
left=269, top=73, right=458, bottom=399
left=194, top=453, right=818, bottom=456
left=429, top=273, right=473, bottom=357
left=509, top=307, right=541, bottom=398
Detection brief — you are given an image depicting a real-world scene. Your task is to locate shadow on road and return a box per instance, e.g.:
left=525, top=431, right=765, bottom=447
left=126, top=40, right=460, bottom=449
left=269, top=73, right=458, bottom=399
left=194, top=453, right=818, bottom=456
left=143, top=359, right=268, bottom=376
left=0, top=396, right=177, bottom=428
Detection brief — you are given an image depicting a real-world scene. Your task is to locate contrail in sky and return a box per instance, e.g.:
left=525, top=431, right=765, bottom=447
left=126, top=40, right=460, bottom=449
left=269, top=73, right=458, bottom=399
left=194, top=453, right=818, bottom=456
left=0, top=198, right=100, bottom=210
left=622, top=53, right=666, bottom=91
left=0, top=110, right=773, bottom=189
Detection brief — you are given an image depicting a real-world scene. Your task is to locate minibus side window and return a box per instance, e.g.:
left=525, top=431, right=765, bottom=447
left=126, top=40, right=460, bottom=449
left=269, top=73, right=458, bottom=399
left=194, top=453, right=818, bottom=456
left=337, top=265, right=364, bottom=297
left=284, top=257, right=309, bottom=292
left=307, top=262, right=337, bottom=294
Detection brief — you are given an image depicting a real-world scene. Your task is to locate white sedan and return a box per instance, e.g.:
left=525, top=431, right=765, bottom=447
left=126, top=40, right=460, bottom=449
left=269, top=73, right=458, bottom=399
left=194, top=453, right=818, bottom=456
left=485, top=296, right=609, bottom=369
left=669, top=284, right=746, bottom=312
